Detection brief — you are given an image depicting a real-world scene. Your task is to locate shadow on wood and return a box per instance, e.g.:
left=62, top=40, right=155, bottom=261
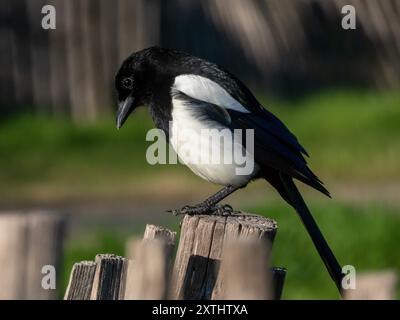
left=90, top=254, right=127, bottom=300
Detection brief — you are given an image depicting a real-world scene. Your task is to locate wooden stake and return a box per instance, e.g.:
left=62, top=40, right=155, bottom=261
left=143, top=224, right=177, bottom=244
left=214, top=238, right=273, bottom=299
left=344, top=270, right=398, bottom=300
left=64, top=261, right=97, bottom=300
left=0, top=211, right=65, bottom=299
left=172, top=213, right=277, bottom=299
left=124, top=225, right=177, bottom=299
left=90, top=254, right=127, bottom=300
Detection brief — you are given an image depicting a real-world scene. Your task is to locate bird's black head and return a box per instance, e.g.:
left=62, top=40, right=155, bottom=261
left=115, top=46, right=184, bottom=129
left=115, top=49, right=151, bottom=129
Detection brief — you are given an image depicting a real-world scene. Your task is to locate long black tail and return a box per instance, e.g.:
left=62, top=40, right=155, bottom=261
left=277, top=173, right=343, bottom=295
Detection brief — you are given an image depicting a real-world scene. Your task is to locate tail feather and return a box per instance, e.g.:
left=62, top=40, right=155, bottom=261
left=266, top=170, right=343, bottom=295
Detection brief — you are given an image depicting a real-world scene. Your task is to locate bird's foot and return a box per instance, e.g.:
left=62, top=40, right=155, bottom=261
left=167, top=203, right=235, bottom=216
left=212, top=204, right=235, bottom=216
left=167, top=203, right=213, bottom=216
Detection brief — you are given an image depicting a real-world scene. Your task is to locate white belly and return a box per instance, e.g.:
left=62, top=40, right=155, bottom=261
left=170, top=100, right=258, bottom=187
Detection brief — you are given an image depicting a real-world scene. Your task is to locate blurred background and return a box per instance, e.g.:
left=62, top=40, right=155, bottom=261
left=0, top=0, right=399, bottom=299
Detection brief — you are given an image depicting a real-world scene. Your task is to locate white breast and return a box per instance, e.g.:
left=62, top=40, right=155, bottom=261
left=170, top=97, right=258, bottom=187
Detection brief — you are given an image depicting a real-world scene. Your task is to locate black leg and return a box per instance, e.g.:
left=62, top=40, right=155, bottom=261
left=200, top=185, right=241, bottom=207
left=168, top=185, right=242, bottom=215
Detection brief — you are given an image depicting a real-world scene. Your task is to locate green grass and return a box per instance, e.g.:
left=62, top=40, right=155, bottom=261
left=0, top=90, right=399, bottom=201
left=0, top=109, right=184, bottom=200
left=61, top=201, right=400, bottom=299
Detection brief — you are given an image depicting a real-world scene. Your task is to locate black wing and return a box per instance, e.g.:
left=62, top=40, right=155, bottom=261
left=227, top=109, right=330, bottom=197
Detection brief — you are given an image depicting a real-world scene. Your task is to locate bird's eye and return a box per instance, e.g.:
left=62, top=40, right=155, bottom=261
left=121, top=77, right=134, bottom=90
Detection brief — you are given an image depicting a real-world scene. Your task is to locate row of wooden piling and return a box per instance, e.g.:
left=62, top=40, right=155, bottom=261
left=65, top=214, right=286, bottom=300
left=0, top=211, right=397, bottom=299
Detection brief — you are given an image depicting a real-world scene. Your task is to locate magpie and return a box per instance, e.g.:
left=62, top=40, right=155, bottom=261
left=115, top=46, right=343, bottom=295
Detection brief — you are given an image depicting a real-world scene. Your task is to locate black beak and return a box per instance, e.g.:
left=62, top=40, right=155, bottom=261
left=116, top=95, right=134, bottom=129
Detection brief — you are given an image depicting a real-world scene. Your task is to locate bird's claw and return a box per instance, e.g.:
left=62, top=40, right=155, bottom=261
left=166, top=204, right=213, bottom=216
left=167, top=203, right=236, bottom=216
left=166, top=205, right=192, bottom=216
left=213, top=204, right=234, bottom=216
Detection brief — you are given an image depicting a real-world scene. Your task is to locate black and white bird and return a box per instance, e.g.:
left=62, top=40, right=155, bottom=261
left=115, top=46, right=343, bottom=294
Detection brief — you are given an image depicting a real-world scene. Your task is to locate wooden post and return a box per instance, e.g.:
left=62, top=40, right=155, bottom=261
left=172, top=213, right=277, bottom=300
left=213, top=238, right=273, bottom=299
left=64, top=261, right=97, bottom=300
left=90, top=254, right=127, bottom=300
left=0, top=211, right=65, bottom=299
left=125, top=224, right=176, bottom=259
left=0, top=213, right=28, bottom=299
left=143, top=224, right=177, bottom=244
left=124, top=225, right=177, bottom=300
left=344, top=270, right=398, bottom=300
left=124, top=240, right=171, bottom=300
